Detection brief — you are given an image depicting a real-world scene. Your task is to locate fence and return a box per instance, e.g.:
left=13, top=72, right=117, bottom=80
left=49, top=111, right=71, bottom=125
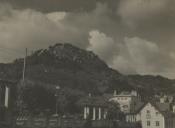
left=16, top=115, right=85, bottom=128
left=15, top=115, right=115, bottom=128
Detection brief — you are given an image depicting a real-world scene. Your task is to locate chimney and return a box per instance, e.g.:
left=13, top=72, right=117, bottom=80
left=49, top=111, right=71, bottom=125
left=160, top=96, right=165, bottom=103
left=131, top=90, right=137, bottom=96
left=114, top=90, right=117, bottom=96
left=168, top=96, right=173, bottom=103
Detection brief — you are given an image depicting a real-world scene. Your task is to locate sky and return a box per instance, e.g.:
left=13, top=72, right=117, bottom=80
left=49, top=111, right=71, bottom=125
left=0, top=0, right=175, bottom=79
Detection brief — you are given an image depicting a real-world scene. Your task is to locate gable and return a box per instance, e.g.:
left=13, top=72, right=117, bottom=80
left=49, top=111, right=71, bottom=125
left=141, top=102, right=164, bottom=118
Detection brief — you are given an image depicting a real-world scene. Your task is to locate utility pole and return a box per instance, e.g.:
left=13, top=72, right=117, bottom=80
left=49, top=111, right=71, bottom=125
left=18, top=48, right=28, bottom=112
left=55, top=86, right=60, bottom=128
left=15, top=48, right=28, bottom=127
left=22, top=48, right=27, bottom=83
left=55, top=86, right=60, bottom=116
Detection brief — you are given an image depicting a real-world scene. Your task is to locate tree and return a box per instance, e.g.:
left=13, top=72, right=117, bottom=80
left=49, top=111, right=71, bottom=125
left=106, top=101, right=124, bottom=121
left=23, top=85, right=55, bottom=114
left=57, top=88, right=84, bottom=115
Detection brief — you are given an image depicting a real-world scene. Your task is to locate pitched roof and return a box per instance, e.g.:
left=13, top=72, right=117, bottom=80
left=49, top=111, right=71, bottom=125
left=152, top=102, right=175, bottom=117
left=138, top=101, right=174, bottom=117
left=128, top=101, right=172, bottom=115
left=129, top=102, right=145, bottom=114
left=154, top=102, right=170, bottom=112
left=162, top=111, right=175, bottom=118
left=103, top=93, right=113, bottom=100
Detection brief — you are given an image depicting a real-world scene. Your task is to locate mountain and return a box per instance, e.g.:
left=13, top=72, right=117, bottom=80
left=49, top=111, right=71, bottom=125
left=1, top=43, right=175, bottom=113
left=127, top=75, right=175, bottom=95
left=0, top=43, right=175, bottom=95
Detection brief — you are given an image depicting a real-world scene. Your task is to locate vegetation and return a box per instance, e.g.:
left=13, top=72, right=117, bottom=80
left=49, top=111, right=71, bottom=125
left=106, top=101, right=124, bottom=121
left=0, top=43, right=174, bottom=114
left=22, top=84, right=55, bottom=114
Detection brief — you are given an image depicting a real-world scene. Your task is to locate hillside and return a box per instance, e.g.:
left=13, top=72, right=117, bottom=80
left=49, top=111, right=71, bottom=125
left=0, top=43, right=175, bottom=95
left=0, top=43, right=175, bottom=113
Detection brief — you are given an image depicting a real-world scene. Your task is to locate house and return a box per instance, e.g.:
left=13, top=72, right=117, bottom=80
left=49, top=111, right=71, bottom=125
left=78, top=95, right=108, bottom=120
left=126, top=100, right=175, bottom=128
left=139, top=102, right=175, bottom=128
left=109, top=90, right=141, bottom=113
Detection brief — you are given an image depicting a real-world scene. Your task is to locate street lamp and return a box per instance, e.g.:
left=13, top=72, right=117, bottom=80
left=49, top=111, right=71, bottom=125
left=55, top=85, right=60, bottom=116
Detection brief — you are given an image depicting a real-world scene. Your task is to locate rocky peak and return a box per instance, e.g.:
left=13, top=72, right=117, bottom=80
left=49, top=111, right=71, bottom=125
left=28, top=43, right=108, bottom=71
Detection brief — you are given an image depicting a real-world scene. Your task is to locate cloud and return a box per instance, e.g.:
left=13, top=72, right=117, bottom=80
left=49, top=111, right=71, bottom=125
left=0, top=1, right=175, bottom=78
left=117, top=0, right=175, bottom=57
left=0, top=0, right=120, bottom=13
left=0, top=4, right=69, bottom=61
left=125, top=37, right=159, bottom=65
left=0, top=2, right=116, bottom=62
left=111, top=37, right=175, bottom=78
left=88, top=30, right=117, bottom=62
left=46, top=12, right=66, bottom=22
left=118, top=0, right=175, bottom=27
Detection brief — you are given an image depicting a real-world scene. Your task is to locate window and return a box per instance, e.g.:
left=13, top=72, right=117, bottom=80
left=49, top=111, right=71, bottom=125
left=147, top=121, right=151, bottom=126
left=123, top=105, right=128, bottom=108
left=156, top=121, right=160, bottom=126
left=146, top=110, right=151, bottom=119
left=147, top=110, right=150, bottom=114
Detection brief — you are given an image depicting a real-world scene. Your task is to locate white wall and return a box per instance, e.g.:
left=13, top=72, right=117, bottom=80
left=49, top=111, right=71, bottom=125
left=140, top=103, right=164, bottom=128
left=126, top=113, right=141, bottom=123
left=110, top=96, right=132, bottom=113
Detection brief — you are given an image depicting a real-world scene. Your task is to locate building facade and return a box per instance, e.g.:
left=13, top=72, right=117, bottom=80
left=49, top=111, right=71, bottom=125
left=109, top=90, right=141, bottom=113
left=79, top=96, right=108, bottom=120
left=140, top=102, right=165, bottom=128
left=83, top=105, right=108, bottom=120
left=140, top=102, right=175, bottom=128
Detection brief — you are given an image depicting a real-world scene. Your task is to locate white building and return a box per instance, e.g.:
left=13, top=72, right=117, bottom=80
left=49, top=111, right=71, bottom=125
left=138, top=102, right=175, bottom=128
left=79, top=96, right=108, bottom=120
left=109, top=90, right=141, bottom=113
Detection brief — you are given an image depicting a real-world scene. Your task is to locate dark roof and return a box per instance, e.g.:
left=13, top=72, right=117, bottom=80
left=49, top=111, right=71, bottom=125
left=137, top=101, right=174, bottom=117
left=154, top=102, right=170, bottom=112
left=128, top=101, right=172, bottom=116
left=151, top=102, right=175, bottom=117
left=162, top=111, right=175, bottom=118
left=130, top=102, right=145, bottom=114
left=78, top=96, right=108, bottom=107
left=103, top=93, right=113, bottom=100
